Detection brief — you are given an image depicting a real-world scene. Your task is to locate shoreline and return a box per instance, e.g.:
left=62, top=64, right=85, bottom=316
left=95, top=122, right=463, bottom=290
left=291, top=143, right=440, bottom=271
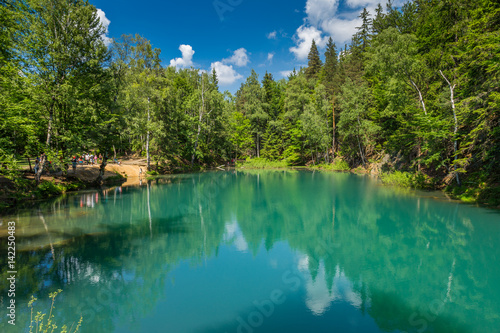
left=1, top=164, right=498, bottom=214
left=236, top=165, right=500, bottom=210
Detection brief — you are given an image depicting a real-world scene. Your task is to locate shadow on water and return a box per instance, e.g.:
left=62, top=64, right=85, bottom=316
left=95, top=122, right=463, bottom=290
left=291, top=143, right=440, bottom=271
left=368, top=290, right=471, bottom=333
left=196, top=289, right=472, bottom=333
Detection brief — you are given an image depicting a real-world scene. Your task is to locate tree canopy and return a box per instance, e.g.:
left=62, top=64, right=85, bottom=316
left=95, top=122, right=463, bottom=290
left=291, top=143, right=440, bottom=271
left=1, top=0, right=499, bottom=199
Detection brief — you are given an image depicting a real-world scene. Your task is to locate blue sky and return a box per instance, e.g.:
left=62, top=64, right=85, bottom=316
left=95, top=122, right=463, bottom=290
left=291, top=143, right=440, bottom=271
left=91, top=0, right=402, bottom=93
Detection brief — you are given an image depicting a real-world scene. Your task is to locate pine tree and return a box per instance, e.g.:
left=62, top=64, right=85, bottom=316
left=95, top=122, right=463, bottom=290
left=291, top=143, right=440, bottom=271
left=322, top=37, right=338, bottom=93
left=211, top=67, right=219, bottom=90
left=356, top=8, right=372, bottom=51
left=321, top=37, right=339, bottom=160
left=372, top=4, right=386, bottom=35
left=236, top=69, right=267, bottom=157
left=306, top=39, right=322, bottom=80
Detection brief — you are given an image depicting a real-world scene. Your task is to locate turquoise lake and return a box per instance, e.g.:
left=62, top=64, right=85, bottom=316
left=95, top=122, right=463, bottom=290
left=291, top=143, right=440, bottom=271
left=1, top=170, right=500, bottom=332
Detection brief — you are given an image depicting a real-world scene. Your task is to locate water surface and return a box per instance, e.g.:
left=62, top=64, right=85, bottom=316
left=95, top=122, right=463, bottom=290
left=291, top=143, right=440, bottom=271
left=1, top=170, right=499, bottom=333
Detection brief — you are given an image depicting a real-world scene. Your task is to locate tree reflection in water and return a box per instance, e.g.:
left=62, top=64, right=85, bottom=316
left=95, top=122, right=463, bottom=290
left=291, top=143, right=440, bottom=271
left=0, top=171, right=499, bottom=332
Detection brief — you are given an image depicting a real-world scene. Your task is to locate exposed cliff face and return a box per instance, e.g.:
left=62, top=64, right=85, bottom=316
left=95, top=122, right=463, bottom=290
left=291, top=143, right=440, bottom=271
left=367, top=153, right=405, bottom=177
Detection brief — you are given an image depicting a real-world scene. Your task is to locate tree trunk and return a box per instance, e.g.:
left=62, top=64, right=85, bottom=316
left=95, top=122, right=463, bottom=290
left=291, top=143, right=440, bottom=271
left=191, top=81, right=205, bottom=166
left=95, top=153, right=108, bottom=185
left=147, top=97, right=151, bottom=171
left=46, top=104, right=54, bottom=146
left=147, top=180, right=152, bottom=238
left=28, top=156, right=32, bottom=173
left=256, top=133, right=260, bottom=158
left=417, top=139, right=422, bottom=172
left=332, top=97, right=336, bottom=160
left=409, top=78, right=427, bottom=116
left=35, top=155, right=47, bottom=185
left=357, top=115, right=366, bottom=166
left=439, top=70, right=460, bottom=186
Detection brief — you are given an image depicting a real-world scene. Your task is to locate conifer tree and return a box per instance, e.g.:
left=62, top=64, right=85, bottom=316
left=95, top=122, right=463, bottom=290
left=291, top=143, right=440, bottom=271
left=356, top=7, right=372, bottom=51
left=323, top=37, right=338, bottom=86
left=372, top=4, right=386, bottom=35
left=322, top=37, right=339, bottom=159
left=306, top=39, right=322, bottom=80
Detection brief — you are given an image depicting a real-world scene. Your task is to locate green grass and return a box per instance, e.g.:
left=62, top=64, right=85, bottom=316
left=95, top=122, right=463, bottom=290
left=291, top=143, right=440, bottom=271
left=237, top=157, right=289, bottom=169
left=380, top=171, right=438, bottom=190
left=312, top=159, right=351, bottom=172
left=380, top=171, right=414, bottom=187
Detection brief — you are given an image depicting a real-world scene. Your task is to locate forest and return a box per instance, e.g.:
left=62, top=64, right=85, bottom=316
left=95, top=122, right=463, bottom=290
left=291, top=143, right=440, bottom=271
left=0, top=0, right=499, bottom=204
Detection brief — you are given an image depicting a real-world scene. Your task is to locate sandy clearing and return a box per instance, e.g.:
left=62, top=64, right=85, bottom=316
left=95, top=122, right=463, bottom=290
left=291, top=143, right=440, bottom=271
left=64, top=158, right=148, bottom=182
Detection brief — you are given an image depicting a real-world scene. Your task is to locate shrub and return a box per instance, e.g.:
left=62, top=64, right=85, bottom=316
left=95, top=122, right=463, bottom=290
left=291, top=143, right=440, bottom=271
left=314, top=159, right=350, bottom=171
left=36, top=181, right=64, bottom=196
left=28, top=290, right=82, bottom=333
left=238, top=157, right=289, bottom=169
left=380, top=171, right=414, bottom=188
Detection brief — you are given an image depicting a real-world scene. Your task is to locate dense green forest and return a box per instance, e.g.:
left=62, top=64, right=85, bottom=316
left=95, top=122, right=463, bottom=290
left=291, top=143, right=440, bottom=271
left=0, top=0, right=499, bottom=203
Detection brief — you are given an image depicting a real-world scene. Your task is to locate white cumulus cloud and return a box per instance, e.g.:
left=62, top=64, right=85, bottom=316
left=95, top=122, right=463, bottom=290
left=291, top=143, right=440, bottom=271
left=210, top=61, right=243, bottom=85
left=169, top=44, right=195, bottom=68
left=96, top=8, right=112, bottom=46
left=267, top=31, right=277, bottom=39
left=289, top=0, right=408, bottom=51
left=267, top=52, right=274, bottom=62
left=345, top=0, right=393, bottom=8
left=280, top=70, right=293, bottom=78
left=305, top=0, right=339, bottom=26
left=321, top=16, right=362, bottom=46
left=223, top=48, right=249, bottom=67
left=289, top=25, right=327, bottom=60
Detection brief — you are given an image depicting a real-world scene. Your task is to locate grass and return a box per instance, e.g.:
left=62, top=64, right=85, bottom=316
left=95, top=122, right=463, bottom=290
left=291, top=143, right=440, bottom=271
left=311, top=159, right=351, bottom=172
left=237, top=157, right=289, bottom=169
left=380, top=171, right=414, bottom=187
left=380, top=171, right=438, bottom=190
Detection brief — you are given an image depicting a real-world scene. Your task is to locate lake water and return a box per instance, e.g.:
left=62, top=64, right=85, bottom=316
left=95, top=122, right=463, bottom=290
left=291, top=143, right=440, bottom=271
left=1, top=170, right=500, bottom=333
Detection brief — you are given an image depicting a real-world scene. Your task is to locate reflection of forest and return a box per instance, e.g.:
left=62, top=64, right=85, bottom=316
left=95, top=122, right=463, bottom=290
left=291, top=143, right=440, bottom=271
left=0, top=171, right=499, bottom=332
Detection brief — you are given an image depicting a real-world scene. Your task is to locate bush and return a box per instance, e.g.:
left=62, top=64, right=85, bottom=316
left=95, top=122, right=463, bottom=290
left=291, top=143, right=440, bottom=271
left=238, top=157, right=289, bottom=169
left=448, top=179, right=500, bottom=206
left=313, top=159, right=350, bottom=172
left=35, top=181, right=64, bottom=196
left=380, top=171, right=437, bottom=189
left=380, top=171, right=414, bottom=188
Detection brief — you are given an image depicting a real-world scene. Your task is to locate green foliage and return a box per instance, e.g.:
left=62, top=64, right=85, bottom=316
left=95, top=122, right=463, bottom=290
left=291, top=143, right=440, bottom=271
left=228, top=111, right=254, bottom=158
left=1, top=0, right=498, bottom=207
left=306, top=39, right=322, bottom=80
left=380, top=171, right=437, bottom=190
left=35, top=181, right=65, bottom=197
left=338, top=78, right=380, bottom=165
left=313, top=159, right=351, bottom=171
left=447, top=171, right=500, bottom=206
left=0, top=152, right=22, bottom=179
left=380, top=171, right=414, bottom=187
left=238, top=157, right=289, bottom=169
left=28, top=290, right=82, bottom=333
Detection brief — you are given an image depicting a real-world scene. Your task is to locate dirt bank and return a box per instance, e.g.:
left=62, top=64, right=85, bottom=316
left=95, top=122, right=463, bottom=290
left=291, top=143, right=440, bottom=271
left=68, top=158, right=147, bottom=181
